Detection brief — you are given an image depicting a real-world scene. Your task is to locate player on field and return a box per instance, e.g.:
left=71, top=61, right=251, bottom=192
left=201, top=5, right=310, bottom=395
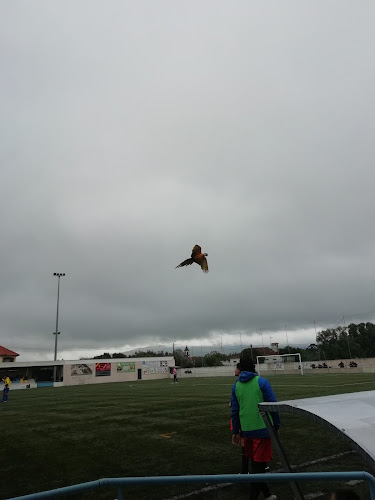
left=2, top=375, right=11, bottom=403
left=231, top=357, right=280, bottom=500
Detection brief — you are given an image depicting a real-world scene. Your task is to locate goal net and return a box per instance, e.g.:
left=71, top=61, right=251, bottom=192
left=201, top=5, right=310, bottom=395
left=256, top=353, right=303, bottom=375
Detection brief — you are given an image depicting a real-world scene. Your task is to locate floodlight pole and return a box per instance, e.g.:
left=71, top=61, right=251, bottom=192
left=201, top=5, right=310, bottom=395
left=53, top=272, right=65, bottom=382
left=260, top=328, right=265, bottom=355
left=285, top=324, right=291, bottom=354
left=343, top=316, right=352, bottom=359
left=314, top=320, right=321, bottom=361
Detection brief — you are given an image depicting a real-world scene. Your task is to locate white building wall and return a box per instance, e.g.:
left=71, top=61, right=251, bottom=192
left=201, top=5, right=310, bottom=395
left=63, top=357, right=175, bottom=386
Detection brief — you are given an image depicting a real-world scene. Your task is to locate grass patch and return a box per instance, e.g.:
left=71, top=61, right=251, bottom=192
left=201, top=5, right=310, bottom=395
left=2, top=373, right=375, bottom=499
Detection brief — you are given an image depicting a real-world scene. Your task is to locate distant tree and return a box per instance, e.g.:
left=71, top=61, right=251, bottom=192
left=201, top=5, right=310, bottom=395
left=203, top=351, right=229, bottom=367
left=173, top=349, right=193, bottom=368
left=316, top=322, right=375, bottom=359
left=129, top=350, right=160, bottom=358
left=191, top=356, right=203, bottom=367
left=93, top=352, right=112, bottom=359
left=112, top=352, right=126, bottom=358
left=278, top=346, right=295, bottom=356
left=304, top=344, right=320, bottom=362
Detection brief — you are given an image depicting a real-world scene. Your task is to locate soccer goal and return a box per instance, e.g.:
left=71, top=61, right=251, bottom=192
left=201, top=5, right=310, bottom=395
left=256, top=353, right=303, bottom=375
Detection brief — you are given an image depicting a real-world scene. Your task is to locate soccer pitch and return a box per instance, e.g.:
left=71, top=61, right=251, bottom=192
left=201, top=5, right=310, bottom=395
left=2, top=373, right=375, bottom=500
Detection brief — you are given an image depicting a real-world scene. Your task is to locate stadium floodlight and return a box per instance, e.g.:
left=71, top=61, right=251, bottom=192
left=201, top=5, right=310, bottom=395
left=256, top=352, right=303, bottom=376
left=53, top=273, right=65, bottom=382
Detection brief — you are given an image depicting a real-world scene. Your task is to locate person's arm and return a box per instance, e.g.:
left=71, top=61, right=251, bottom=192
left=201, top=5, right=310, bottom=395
left=258, top=377, right=280, bottom=429
left=230, top=383, right=241, bottom=435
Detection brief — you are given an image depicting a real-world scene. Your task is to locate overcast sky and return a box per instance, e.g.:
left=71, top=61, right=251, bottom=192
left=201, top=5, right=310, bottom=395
left=1, top=1, right=375, bottom=361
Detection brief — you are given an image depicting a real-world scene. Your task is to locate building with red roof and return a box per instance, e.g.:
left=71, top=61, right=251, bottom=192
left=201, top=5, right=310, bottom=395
left=0, top=346, right=19, bottom=363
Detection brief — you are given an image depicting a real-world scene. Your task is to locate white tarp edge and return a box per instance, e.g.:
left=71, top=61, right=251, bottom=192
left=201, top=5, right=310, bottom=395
left=259, top=390, right=375, bottom=464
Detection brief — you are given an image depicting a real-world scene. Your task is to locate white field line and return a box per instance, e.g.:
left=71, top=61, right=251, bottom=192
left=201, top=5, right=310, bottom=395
left=272, top=381, right=375, bottom=388
left=173, top=380, right=375, bottom=389
left=162, top=451, right=355, bottom=500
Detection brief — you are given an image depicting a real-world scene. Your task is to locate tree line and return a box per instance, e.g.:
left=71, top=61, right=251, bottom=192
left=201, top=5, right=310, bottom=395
left=90, top=350, right=172, bottom=359
left=85, top=322, right=375, bottom=364
left=278, top=322, right=375, bottom=362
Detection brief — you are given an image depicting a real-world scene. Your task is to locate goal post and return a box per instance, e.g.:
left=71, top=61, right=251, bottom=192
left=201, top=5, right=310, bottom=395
left=256, top=353, right=303, bottom=375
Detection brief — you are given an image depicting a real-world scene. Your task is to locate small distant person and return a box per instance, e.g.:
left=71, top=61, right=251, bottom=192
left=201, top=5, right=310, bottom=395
left=173, top=367, right=178, bottom=383
left=231, top=357, right=280, bottom=500
left=331, top=489, right=361, bottom=500
left=2, top=375, right=11, bottom=403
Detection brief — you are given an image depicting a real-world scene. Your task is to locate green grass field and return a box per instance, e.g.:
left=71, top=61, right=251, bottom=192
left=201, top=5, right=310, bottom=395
left=2, top=373, right=375, bottom=500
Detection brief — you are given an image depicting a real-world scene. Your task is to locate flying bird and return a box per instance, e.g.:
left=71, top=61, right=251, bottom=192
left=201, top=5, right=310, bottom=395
left=176, top=245, right=209, bottom=273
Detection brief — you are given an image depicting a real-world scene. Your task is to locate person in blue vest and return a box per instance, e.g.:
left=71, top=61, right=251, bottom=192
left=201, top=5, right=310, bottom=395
left=231, top=357, right=280, bottom=500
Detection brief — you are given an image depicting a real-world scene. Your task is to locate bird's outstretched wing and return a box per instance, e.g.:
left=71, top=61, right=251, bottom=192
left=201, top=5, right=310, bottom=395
left=200, top=256, right=208, bottom=273
left=175, top=258, right=194, bottom=269
left=195, top=255, right=208, bottom=273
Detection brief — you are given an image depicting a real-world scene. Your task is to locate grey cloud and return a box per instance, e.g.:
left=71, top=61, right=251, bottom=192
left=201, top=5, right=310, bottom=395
left=1, top=2, right=375, bottom=359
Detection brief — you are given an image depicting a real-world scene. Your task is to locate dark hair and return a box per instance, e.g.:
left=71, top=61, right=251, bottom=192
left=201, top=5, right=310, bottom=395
left=236, top=363, right=241, bottom=370
left=333, top=490, right=361, bottom=500
left=239, top=357, right=256, bottom=373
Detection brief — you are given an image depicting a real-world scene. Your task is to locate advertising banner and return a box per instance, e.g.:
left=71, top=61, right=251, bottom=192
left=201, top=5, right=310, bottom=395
left=95, top=363, right=111, bottom=376
left=142, top=360, right=168, bottom=375
left=71, top=364, right=93, bottom=376
left=117, top=362, right=135, bottom=373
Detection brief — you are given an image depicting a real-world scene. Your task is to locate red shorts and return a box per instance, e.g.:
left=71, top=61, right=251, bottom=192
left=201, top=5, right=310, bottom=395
left=242, top=437, right=273, bottom=462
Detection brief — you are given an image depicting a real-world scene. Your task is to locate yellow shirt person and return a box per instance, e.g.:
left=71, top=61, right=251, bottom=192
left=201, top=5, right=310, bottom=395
left=2, top=376, right=11, bottom=403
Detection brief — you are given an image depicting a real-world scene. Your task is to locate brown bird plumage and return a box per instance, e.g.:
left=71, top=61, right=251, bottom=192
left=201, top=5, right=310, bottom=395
left=176, top=245, right=209, bottom=273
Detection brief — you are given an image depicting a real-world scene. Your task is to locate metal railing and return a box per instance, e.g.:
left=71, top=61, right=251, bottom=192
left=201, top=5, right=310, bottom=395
left=7, top=471, right=375, bottom=500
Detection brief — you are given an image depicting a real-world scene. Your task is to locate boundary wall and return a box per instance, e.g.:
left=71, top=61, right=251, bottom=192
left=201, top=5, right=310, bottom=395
left=0, top=357, right=175, bottom=388
left=63, top=357, right=175, bottom=386
left=178, top=357, right=375, bottom=378
left=2, top=357, right=374, bottom=387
